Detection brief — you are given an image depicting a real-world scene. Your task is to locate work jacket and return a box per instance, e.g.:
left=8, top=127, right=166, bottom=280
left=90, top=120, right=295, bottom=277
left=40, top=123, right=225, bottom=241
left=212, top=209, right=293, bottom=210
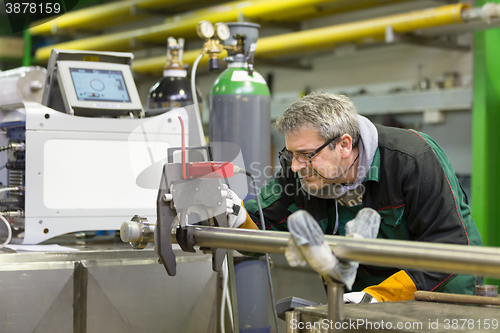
left=245, top=124, right=482, bottom=301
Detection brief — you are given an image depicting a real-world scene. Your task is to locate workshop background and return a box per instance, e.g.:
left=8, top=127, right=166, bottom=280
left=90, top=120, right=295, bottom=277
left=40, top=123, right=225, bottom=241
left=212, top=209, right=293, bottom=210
left=12, top=0, right=492, bottom=247
left=1, top=0, right=500, bottom=332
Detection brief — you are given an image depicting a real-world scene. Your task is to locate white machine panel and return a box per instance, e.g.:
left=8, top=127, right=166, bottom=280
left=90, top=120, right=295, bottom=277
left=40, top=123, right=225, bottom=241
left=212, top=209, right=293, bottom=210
left=43, top=139, right=170, bottom=209
left=17, top=102, right=193, bottom=244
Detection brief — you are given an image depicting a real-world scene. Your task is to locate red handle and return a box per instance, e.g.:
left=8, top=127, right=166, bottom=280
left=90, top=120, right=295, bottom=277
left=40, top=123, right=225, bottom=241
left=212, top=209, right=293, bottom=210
left=187, top=162, right=235, bottom=179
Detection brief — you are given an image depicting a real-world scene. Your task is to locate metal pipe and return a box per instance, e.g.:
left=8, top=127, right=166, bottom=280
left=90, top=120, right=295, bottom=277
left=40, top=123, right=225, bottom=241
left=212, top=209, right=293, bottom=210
left=327, top=281, right=344, bottom=333
left=173, top=226, right=500, bottom=278
left=286, top=311, right=300, bottom=333
left=414, top=290, right=500, bottom=306
left=131, top=3, right=470, bottom=75
left=132, top=49, right=203, bottom=75
left=32, top=0, right=335, bottom=61
left=34, top=2, right=471, bottom=63
left=29, top=0, right=415, bottom=38
left=28, top=0, right=187, bottom=35
left=256, top=3, right=467, bottom=59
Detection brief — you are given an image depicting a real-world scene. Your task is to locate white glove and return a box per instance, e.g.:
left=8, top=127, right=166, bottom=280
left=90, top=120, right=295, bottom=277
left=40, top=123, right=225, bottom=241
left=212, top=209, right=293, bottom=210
left=286, top=208, right=381, bottom=290
left=286, top=210, right=357, bottom=288
left=285, top=237, right=306, bottom=267
left=343, top=291, right=378, bottom=304
left=345, top=208, right=381, bottom=239
left=285, top=237, right=337, bottom=275
left=222, top=184, right=247, bottom=228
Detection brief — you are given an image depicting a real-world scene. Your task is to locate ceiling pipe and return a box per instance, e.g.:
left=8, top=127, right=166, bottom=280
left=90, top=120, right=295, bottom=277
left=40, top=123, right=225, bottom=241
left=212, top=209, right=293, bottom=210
left=255, top=3, right=468, bottom=59
left=131, top=3, right=470, bottom=75
left=32, top=0, right=417, bottom=62
left=29, top=0, right=188, bottom=35
left=32, top=0, right=336, bottom=61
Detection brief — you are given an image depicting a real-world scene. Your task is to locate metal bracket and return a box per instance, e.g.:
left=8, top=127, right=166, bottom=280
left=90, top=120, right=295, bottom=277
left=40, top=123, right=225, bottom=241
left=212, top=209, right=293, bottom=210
left=74, top=261, right=88, bottom=333
left=156, top=164, right=178, bottom=276
left=156, top=159, right=228, bottom=276
left=176, top=226, right=196, bottom=253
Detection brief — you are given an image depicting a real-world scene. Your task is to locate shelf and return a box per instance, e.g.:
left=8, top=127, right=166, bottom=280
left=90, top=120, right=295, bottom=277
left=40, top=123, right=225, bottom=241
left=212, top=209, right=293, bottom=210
left=270, top=87, right=472, bottom=120
left=351, top=87, right=472, bottom=116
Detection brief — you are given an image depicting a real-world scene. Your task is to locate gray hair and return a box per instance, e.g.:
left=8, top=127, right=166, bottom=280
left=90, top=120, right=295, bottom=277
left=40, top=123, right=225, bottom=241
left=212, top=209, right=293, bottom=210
left=274, top=91, right=360, bottom=147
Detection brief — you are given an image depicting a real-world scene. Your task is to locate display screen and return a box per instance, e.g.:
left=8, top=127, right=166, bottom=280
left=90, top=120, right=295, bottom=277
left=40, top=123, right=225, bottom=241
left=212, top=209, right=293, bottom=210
left=70, top=68, right=131, bottom=103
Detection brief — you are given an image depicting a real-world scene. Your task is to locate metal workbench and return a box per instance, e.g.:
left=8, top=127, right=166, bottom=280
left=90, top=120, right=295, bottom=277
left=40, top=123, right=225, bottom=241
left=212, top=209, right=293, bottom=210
left=290, top=300, right=500, bottom=333
left=0, top=235, right=218, bottom=333
left=3, top=233, right=500, bottom=333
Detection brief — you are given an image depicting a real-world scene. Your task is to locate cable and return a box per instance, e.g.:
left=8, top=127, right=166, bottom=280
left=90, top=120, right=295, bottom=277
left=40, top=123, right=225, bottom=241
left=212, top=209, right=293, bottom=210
left=221, top=257, right=228, bottom=332
left=0, top=214, right=12, bottom=249
left=192, top=51, right=237, bottom=330
left=0, top=186, right=24, bottom=193
left=191, top=53, right=204, bottom=131
left=178, top=116, right=187, bottom=180
left=221, top=257, right=234, bottom=333
left=244, top=169, right=281, bottom=333
left=225, top=274, right=234, bottom=331
left=190, top=52, right=208, bottom=161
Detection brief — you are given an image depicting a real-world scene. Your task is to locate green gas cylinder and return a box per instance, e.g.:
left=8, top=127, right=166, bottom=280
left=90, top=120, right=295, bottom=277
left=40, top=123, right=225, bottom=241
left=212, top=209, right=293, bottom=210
left=209, top=23, right=271, bottom=196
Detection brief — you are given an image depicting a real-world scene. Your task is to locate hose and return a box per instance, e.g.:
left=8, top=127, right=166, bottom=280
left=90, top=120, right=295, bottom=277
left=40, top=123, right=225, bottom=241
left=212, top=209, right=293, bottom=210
left=190, top=49, right=278, bottom=331
left=221, top=257, right=235, bottom=332
left=192, top=51, right=237, bottom=330
left=0, top=186, right=24, bottom=193
left=225, top=272, right=234, bottom=330
left=244, top=170, right=281, bottom=333
left=178, top=116, right=187, bottom=180
left=0, top=214, right=12, bottom=248
left=191, top=53, right=204, bottom=132
left=221, top=257, right=228, bottom=332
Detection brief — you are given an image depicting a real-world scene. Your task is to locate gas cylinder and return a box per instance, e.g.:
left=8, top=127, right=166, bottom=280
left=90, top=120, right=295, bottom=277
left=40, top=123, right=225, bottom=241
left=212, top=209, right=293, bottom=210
left=209, top=23, right=271, bottom=197
left=147, top=38, right=202, bottom=117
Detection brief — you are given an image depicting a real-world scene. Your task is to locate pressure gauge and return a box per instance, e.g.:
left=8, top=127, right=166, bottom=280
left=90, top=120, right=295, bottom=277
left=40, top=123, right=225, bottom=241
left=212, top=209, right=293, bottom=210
left=214, top=23, right=230, bottom=41
left=196, top=21, right=215, bottom=39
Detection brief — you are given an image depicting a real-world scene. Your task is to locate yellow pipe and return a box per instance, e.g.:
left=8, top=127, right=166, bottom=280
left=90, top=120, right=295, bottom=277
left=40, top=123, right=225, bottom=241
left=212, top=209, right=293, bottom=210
left=132, top=3, right=469, bottom=75
left=29, top=0, right=412, bottom=36
left=132, top=49, right=205, bottom=75
left=256, top=3, right=467, bottom=58
left=259, top=0, right=412, bottom=22
left=33, top=0, right=335, bottom=61
left=29, top=0, right=197, bottom=35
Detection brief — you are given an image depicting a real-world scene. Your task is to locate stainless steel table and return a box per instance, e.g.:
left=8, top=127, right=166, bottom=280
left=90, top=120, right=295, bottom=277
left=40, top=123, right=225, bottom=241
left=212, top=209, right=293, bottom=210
left=289, top=300, right=500, bottom=333
left=0, top=235, right=217, bottom=333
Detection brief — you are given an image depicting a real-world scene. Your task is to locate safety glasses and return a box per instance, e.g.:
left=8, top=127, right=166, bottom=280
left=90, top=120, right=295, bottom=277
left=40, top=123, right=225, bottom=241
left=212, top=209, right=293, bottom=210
left=278, top=135, right=340, bottom=165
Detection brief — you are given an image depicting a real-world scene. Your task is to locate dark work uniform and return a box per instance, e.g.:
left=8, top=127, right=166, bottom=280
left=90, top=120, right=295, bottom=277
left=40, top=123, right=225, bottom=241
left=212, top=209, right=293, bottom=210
left=245, top=124, right=482, bottom=295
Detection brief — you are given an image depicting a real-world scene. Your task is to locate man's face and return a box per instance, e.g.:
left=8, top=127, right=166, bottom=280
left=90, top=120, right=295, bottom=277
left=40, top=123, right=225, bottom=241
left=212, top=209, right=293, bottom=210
left=285, top=127, right=343, bottom=191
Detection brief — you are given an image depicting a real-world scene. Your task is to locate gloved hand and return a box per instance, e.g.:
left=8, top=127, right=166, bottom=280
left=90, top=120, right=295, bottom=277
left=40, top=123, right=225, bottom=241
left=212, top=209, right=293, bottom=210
left=285, top=210, right=358, bottom=289
left=285, top=208, right=381, bottom=290
left=343, top=291, right=378, bottom=304
left=284, top=237, right=307, bottom=267
left=222, top=184, right=247, bottom=228
left=345, top=208, right=381, bottom=239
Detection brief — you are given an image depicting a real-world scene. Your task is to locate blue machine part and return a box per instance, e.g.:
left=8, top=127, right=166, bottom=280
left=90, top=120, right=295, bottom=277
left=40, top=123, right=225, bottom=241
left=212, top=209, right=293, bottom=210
left=0, top=121, right=26, bottom=209
left=0, top=121, right=26, bottom=141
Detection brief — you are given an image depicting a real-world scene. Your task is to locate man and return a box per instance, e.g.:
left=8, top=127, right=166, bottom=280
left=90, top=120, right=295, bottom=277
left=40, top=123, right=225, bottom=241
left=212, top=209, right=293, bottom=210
left=229, top=91, right=482, bottom=302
